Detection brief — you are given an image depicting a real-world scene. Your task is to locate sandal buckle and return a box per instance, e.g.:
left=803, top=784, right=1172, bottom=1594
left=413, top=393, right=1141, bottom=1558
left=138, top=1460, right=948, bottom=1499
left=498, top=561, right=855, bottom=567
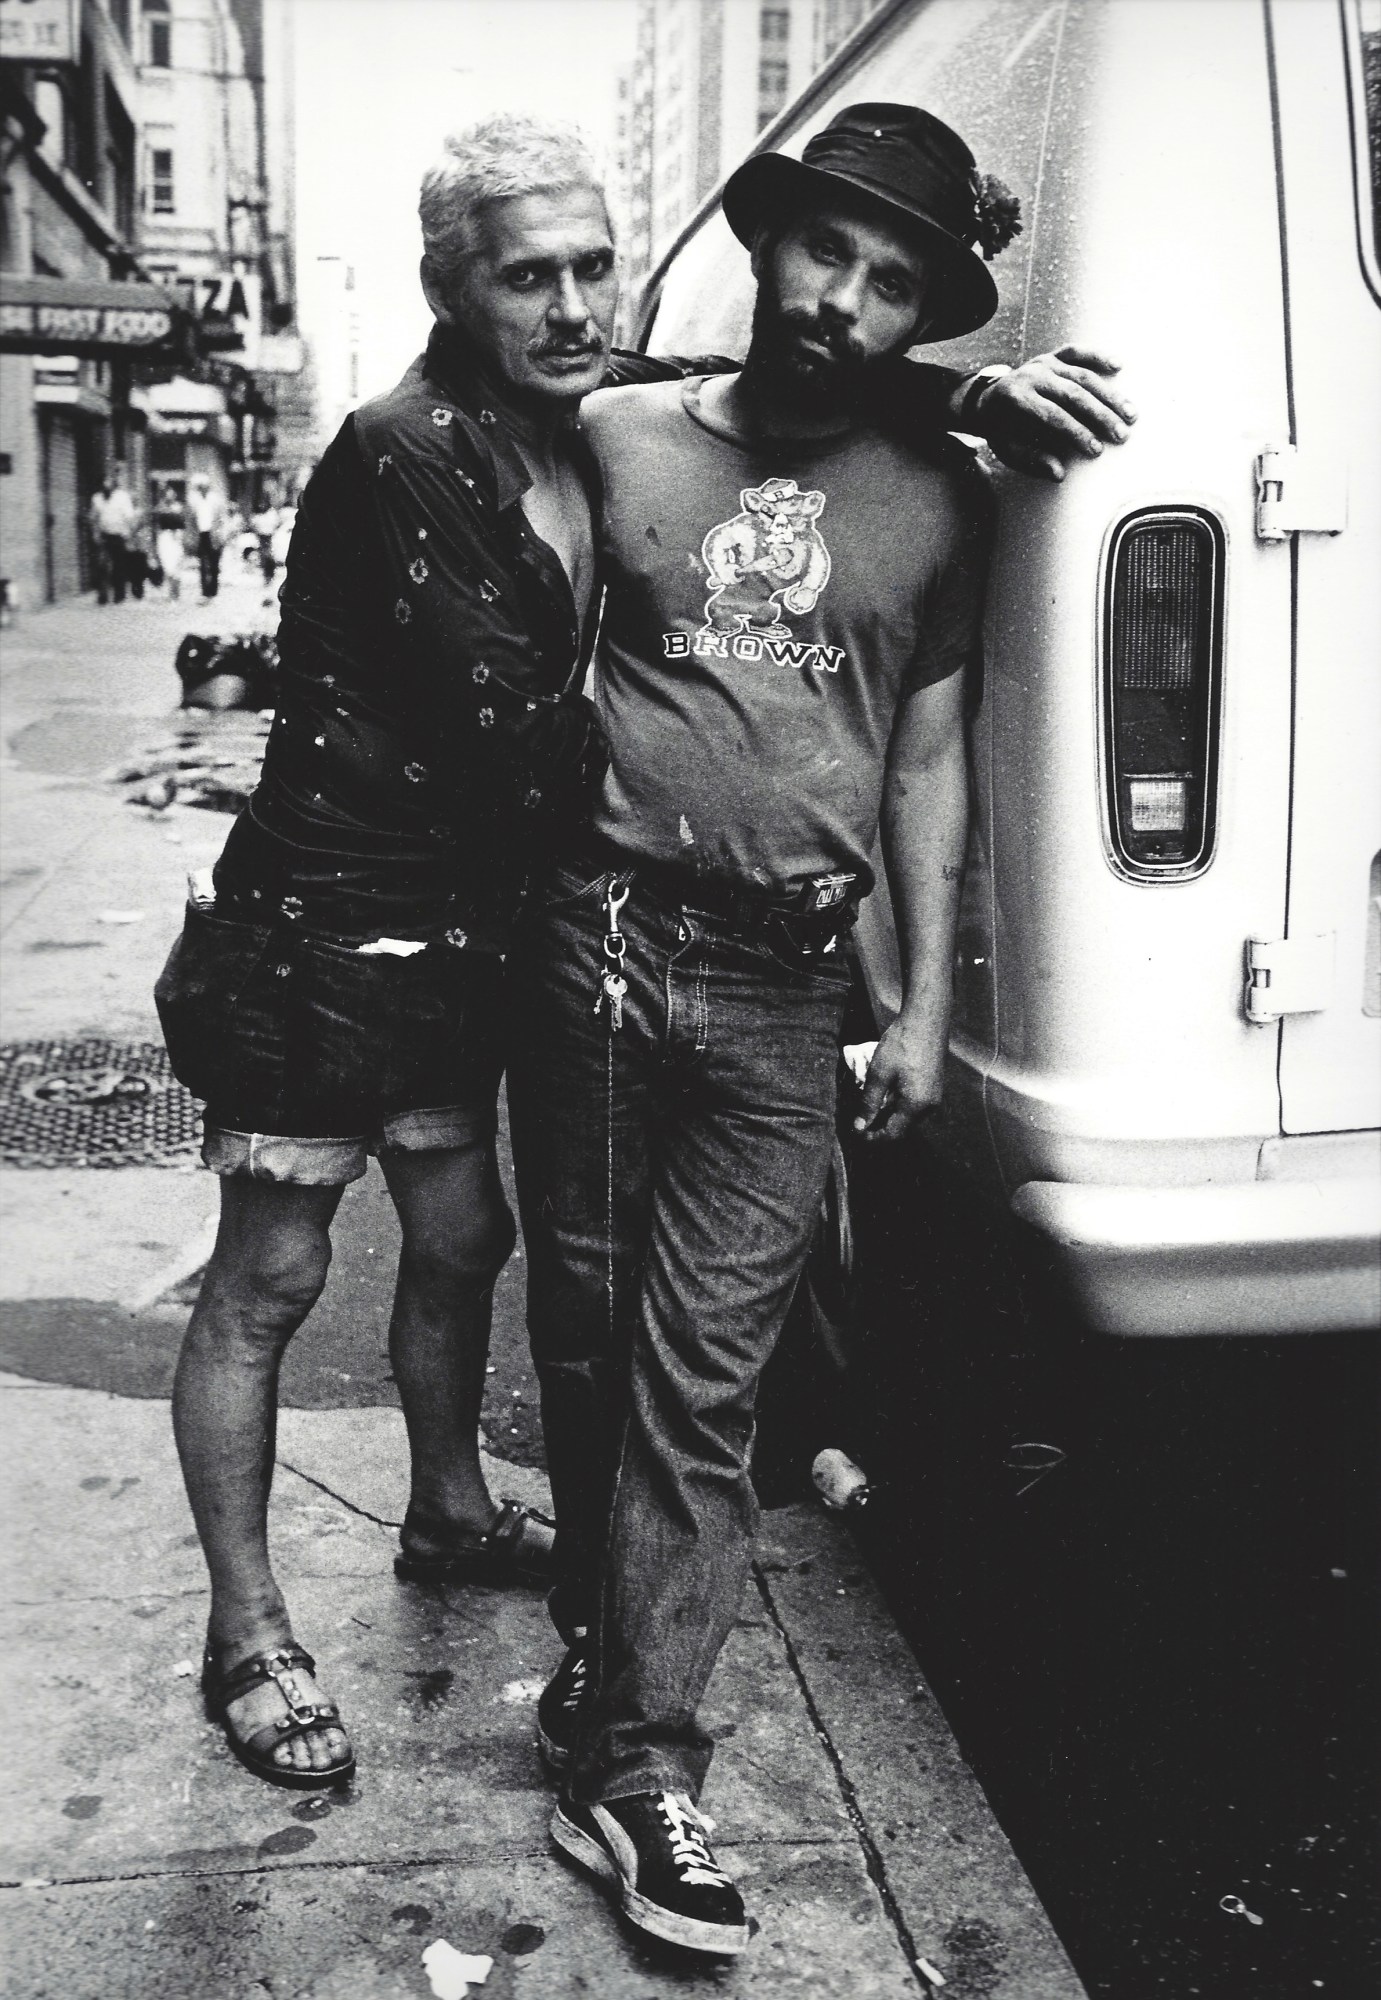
left=266, top=1658, right=317, bottom=1726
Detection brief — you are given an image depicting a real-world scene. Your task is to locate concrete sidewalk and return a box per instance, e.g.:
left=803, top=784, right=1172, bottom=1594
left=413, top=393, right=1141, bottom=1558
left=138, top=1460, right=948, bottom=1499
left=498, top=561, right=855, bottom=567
left=1, top=585, right=1086, bottom=1997
left=2, top=1378, right=1083, bottom=1999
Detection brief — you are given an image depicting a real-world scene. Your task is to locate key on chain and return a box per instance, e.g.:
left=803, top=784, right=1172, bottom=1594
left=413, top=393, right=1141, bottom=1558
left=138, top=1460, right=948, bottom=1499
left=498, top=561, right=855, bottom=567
left=602, top=971, right=627, bottom=1030
left=593, top=879, right=631, bottom=1030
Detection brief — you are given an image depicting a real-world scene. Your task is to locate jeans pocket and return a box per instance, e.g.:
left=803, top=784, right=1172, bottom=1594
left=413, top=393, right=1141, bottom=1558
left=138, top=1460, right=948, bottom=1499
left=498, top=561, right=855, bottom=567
left=755, top=927, right=854, bottom=986
left=154, top=903, right=276, bottom=1099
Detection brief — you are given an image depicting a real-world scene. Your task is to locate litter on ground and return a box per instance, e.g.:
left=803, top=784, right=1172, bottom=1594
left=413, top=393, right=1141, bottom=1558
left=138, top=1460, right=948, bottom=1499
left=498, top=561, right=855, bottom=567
left=421, top=1939, right=493, bottom=1999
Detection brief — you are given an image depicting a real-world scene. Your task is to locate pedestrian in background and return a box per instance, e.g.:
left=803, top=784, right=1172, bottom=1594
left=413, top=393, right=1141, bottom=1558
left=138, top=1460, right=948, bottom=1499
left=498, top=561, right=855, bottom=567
left=190, top=476, right=224, bottom=600
left=250, top=496, right=280, bottom=606
left=89, top=471, right=137, bottom=605
left=154, top=482, right=187, bottom=601
left=270, top=502, right=296, bottom=572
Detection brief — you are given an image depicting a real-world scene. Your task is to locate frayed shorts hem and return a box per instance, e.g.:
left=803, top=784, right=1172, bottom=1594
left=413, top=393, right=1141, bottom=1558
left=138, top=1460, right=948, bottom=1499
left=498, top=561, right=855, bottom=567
left=202, top=1104, right=492, bottom=1184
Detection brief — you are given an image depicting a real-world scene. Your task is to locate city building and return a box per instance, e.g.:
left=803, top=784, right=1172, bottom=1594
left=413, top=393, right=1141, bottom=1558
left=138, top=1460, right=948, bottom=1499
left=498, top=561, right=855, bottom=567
left=134, top=0, right=304, bottom=521
left=617, top=0, right=891, bottom=318
left=1, top=0, right=168, bottom=607
left=0, top=0, right=304, bottom=608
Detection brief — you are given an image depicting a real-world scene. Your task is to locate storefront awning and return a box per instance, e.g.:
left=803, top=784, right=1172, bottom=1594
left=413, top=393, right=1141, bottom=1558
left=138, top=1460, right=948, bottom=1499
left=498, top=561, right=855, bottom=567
left=0, top=275, right=181, bottom=358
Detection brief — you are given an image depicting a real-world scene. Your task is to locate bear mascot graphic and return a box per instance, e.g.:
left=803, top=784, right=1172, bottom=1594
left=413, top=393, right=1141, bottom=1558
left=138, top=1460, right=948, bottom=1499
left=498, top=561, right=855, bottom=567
left=699, top=477, right=831, bottom=639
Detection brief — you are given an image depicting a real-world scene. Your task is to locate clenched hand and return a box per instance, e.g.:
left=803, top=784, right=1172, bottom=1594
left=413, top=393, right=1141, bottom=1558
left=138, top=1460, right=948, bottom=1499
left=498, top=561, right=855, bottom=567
left=852, top=1014, right=945, bottom=1144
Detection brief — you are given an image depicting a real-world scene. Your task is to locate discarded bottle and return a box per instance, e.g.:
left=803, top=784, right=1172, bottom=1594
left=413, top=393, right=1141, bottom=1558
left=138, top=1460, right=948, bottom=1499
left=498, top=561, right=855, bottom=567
left=812, top=1447, right=873, bottom=1513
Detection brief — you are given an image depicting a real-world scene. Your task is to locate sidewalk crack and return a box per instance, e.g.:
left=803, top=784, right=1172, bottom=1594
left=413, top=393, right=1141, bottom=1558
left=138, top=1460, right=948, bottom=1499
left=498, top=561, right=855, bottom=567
left=752, top=1560, right=932, bottom=1994
left=275, top=1458, right=396, bottom=1531
left=1, top=1832, right=846, bottom=1894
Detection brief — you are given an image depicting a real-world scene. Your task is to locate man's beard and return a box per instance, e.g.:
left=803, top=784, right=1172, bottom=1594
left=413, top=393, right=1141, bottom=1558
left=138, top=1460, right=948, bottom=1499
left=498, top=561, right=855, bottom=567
left=742, top=268, right=880, bottom=415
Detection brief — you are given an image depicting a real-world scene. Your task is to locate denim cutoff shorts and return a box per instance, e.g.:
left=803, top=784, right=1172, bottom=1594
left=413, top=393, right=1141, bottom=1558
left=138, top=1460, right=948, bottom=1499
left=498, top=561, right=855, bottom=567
left=154, top=900, right=506, bottom=1184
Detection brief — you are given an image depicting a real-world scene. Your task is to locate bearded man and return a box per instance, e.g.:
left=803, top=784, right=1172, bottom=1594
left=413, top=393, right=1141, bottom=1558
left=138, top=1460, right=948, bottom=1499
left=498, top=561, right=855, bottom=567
left=509, top=103, right=1041, bottom=1954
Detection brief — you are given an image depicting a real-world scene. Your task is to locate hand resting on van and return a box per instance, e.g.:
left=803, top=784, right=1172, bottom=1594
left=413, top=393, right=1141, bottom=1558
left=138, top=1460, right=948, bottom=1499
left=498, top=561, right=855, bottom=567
left=961, top=345, right=1137, bottom=481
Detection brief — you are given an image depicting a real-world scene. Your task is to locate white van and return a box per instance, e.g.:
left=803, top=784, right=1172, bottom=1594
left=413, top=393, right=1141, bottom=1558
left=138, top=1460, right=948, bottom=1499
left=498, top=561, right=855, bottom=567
left=636, top=0, right=1381, bottom=1335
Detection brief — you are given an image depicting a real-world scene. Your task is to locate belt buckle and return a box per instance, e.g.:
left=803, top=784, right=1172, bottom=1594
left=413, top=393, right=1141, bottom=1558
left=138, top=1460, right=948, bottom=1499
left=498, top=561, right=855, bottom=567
left=801, top=871, right=857, bottom=915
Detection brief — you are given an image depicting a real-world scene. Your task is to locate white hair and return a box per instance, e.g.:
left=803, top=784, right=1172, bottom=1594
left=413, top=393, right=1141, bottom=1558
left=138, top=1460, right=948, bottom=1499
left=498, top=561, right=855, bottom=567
left=419, top=114, right=607, bottom=293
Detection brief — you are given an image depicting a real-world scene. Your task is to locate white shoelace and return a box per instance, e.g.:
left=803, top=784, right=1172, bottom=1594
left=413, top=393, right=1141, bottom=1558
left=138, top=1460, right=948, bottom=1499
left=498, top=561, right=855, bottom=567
left=561, top=1654, right=589, bottom=1711
left=657, top=1792, right=730, bottom=1888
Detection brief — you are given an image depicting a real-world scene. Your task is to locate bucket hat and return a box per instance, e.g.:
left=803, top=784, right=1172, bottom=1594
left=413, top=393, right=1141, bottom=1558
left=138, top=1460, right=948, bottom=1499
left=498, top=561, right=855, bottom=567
left=721, top=102, right=1021, bottom=341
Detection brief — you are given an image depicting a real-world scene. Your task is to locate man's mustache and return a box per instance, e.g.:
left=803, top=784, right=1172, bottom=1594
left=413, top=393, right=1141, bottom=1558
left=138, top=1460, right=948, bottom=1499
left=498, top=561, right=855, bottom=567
left=777, top=309, right=864, bottom=365
left=530, top=333, right=607, bottom=359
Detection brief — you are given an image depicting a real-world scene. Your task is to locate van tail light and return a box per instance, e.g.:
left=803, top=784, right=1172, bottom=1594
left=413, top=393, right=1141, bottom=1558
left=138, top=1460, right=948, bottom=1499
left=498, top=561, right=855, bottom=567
left=1103, top=509, right=1224, bottom=878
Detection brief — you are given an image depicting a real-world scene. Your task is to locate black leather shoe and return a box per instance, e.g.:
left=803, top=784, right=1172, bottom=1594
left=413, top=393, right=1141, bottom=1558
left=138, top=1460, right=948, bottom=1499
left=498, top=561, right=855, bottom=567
left=551, top=1789, right=749, bottom=1955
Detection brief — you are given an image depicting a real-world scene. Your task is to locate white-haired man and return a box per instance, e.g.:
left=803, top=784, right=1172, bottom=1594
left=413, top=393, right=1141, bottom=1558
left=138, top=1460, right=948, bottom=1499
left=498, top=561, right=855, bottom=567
left=154, top=113, right=1132, bottom=1795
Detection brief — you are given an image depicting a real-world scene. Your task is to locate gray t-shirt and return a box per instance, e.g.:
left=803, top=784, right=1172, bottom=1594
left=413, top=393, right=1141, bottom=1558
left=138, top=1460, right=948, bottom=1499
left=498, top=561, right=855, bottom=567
left=583, top=376, right=989, bottom=896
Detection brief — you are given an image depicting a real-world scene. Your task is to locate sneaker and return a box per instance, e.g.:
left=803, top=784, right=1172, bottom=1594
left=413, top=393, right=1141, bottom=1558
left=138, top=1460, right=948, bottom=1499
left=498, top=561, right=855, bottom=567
left=551, top=1789, right=749, bottom=1954
left=536, top=1640, right=590, bottom=1774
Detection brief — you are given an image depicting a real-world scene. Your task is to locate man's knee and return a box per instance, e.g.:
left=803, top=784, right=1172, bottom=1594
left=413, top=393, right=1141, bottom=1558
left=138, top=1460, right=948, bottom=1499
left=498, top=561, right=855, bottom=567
left=400, top=1198, right=517, bottom=1295
left=203, top=1228, right=333, bottom=1334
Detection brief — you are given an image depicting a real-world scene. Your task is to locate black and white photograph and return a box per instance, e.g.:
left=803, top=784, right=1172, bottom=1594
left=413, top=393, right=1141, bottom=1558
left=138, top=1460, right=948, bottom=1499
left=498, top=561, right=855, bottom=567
left=1, top=1, right=1377, bottom=1994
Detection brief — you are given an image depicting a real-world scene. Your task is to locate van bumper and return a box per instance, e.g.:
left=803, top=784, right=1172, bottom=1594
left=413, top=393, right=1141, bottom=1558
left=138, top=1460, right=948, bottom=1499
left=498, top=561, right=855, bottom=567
left=1010, top=1174, right=1381, bottom=1335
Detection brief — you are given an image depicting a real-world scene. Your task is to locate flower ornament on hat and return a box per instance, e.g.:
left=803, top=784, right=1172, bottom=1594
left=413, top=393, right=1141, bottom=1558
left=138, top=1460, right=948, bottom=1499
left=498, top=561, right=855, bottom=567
left=721, top=102, right=1023, bottom=340
left=971, top=173, right=1023, bottom=260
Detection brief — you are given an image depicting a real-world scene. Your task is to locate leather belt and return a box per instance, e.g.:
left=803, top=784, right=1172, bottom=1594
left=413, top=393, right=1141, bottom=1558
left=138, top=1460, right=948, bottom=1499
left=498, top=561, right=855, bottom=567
left=575, top=841, right=860, bottom=951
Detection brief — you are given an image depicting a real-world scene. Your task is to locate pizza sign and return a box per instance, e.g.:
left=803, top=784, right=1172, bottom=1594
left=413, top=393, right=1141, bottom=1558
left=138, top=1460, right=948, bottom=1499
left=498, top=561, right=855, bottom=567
left=0, top=0, right=79, bottom=63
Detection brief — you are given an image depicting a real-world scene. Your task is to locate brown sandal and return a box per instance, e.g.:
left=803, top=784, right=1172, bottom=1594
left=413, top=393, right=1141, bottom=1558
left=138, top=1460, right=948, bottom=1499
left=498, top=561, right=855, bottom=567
left=202, top=1643, right=355, bottom=1791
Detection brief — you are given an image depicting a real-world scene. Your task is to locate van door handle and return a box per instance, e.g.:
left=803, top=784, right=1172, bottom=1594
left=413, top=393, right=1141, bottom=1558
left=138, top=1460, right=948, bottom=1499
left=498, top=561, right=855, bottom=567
left=1254, top=446, right=1348, bottom=541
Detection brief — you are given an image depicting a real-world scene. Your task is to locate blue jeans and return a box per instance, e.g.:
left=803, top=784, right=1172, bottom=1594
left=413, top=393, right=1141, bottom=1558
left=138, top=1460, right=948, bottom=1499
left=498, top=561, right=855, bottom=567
left=507, top=859, right=850, bottom=1802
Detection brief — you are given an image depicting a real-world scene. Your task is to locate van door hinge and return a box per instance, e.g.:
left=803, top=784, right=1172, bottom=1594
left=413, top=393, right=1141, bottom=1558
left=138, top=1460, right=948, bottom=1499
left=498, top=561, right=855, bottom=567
left=1244, top=932, right=1335, bottom=1023
left=1254, top=445, right=1348, bottom=541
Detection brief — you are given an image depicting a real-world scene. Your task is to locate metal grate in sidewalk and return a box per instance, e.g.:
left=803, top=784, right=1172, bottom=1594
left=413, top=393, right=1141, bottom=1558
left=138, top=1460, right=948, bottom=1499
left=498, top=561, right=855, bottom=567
left=0, top=1039, right=200, bottom=1167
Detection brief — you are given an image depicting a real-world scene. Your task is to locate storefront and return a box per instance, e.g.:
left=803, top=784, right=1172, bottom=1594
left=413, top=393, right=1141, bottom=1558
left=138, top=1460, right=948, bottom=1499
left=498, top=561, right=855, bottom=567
left=0, top=274, right=182, bottom=606
left=143, top=376, right=237, bottom=521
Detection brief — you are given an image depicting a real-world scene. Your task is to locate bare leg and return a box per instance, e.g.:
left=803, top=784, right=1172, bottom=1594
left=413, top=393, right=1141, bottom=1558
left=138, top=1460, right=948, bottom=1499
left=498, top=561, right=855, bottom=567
left=380, top=1141, right=516, bottom=1542
left=172, top=1177, right=351, bottom=1775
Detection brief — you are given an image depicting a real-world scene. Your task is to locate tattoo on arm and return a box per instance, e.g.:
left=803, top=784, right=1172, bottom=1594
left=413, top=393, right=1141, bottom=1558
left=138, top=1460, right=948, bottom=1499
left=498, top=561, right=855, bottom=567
left=941, top=863, right=965, bottom=882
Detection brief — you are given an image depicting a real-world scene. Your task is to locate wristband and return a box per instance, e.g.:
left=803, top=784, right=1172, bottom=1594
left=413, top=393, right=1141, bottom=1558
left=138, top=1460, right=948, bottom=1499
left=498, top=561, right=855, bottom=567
left=955, top=363, right=1012, bottom=433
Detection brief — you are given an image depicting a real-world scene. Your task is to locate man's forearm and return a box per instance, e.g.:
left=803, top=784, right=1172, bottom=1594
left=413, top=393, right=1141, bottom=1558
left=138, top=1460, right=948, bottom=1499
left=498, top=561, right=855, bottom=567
left=610, top=346, right=973, bottom=437
left=880, top=731, right=968, bottom=1044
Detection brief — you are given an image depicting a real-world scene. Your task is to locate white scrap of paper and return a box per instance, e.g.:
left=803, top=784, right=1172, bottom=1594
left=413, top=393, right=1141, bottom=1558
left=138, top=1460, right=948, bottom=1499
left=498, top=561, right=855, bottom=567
left=170, top=1658, right=196, bottom=1678
left=354, top=936, right=427, bottom=957
left=422, top=1941, right=493, bottom=1999
left=97, top=909, right=147, bottom=925
left=499, top=1678, right=546, bottom=1705
left=843, top=1040, right=878, bottom=1088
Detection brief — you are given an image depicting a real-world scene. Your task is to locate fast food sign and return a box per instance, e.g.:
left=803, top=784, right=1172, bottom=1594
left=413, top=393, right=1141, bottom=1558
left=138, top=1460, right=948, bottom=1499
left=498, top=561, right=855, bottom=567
left=0, top=277, right=177, bottom=356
